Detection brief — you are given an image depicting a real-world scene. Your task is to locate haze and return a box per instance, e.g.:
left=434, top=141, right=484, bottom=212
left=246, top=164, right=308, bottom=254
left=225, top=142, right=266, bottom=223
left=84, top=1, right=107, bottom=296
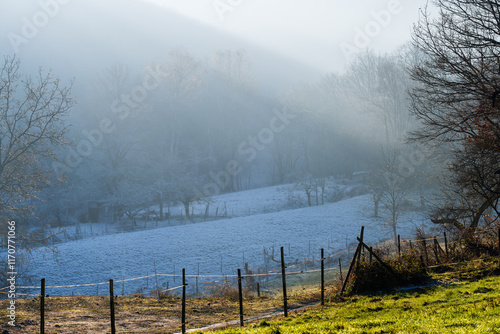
left=0, top=0, right=441, bottom=301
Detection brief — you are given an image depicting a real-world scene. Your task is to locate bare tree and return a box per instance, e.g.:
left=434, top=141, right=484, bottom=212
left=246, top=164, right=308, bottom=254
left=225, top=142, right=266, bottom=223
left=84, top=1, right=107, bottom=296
left=85, top=63, right=143, bottom=221
left=114, top=179, right=153, bottom=222
left=152, top=48, right=203, bottom=157
left=371, top=146, right=413, bottom=243
left=0, top=55, right=72, bottom=248
left=294, top=174, right=321, bottom=207
left=210, top=49, right=256, bottom=192
left=410, top=0, right=500, bottom=231
left=345, top=50, right=414, bottom=145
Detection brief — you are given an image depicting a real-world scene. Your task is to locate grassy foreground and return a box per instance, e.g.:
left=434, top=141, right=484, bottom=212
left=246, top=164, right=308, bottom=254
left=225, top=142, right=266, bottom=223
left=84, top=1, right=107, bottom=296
left=201, top=276, right=500, bottom=334
left=3, top=266, right=500, bottom=333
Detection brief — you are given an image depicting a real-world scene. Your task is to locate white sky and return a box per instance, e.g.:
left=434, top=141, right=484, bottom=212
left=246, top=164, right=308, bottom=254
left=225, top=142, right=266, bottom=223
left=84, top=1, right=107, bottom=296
left=142, top=0, right=429, bottom=71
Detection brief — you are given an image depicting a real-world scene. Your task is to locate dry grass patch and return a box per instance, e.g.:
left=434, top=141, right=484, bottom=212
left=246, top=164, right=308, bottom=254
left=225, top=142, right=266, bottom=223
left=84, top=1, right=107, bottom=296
left=0, top=283, right=327, bottom=333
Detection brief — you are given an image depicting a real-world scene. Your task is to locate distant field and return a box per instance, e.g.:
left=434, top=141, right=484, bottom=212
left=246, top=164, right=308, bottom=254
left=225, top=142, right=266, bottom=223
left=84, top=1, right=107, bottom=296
left=25, top=190, right=429, bottom=296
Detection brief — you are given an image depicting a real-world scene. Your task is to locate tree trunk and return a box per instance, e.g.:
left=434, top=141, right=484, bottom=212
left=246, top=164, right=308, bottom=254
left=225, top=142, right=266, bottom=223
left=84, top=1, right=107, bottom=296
left=204, top=203, right=209, bottom=219
left=392, top=224, right=398, bottom=245
left=183, top=201, right=190, bottom=220
left=419, top=185, right=425, bottom=209
left=373, top=194, right=381, bottom=217
left=471, top=192, right=500, bottom=230
left=159, top=192, right=164, bottom=220
left=391, top=209, right=398, bottom=244
left=315, top=186, right=319, bottom=206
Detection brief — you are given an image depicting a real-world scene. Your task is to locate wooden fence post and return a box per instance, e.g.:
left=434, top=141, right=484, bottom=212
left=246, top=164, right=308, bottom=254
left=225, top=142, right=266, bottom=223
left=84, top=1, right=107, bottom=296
left=321, top=248, right=325, bottom=306
left=196, top=263, right=200, bottom=298
left=238, top=269, right=244, bottom=327
left=182, top=269, right=186, bottom=334
left=340, top=226, right=364, bottom=295
left=340, top=226, right=365, bottom=296
left=341, top=243, right=361, bottom=295
left=109, top=279, right=115, bottom=334
left=435, top=237, right=445, bottom=256
left=154, top=259, right=160, bottom=302
left=398, top=235, right=401, bottom=257
left=422, top=238, right=429, bottom=265
left=40, top=278, right=45, bottom=334
left=338, top=258, right=343, bottom=282
left=498, top=227, right=500, bottom=253
left=257, top=282, right=260, bottom=297
left=432, top=237, right=440, bottom=264
left=357, top=226, right=365, bottom=265
left=444, top=232, right=449, bottom=257
left=281, top=246, right=288, bottom=317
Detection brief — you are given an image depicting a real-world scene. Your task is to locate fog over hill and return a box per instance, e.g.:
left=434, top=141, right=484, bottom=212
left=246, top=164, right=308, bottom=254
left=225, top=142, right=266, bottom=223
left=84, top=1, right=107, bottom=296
left=1, top=0, right=321, bottom=94
left=0, top=0, right=447, bottom=295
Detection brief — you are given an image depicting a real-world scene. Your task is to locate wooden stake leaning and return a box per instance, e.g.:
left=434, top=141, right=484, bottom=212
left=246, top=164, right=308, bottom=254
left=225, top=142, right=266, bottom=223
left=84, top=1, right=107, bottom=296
left=340, top=226, right=364, bottom=296
left=356, top=238, right=399, bottom=280
left=340, top=242, right=360, bottom=296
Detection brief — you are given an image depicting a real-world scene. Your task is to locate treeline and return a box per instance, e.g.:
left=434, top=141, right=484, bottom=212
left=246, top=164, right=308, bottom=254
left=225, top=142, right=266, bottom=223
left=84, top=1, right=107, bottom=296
left=37, top=45, right=437, bottom=227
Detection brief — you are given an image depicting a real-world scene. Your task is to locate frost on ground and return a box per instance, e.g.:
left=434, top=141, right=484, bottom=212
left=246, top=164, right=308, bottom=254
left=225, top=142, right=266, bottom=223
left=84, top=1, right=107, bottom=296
left=25, top=189, right=430, bottom=296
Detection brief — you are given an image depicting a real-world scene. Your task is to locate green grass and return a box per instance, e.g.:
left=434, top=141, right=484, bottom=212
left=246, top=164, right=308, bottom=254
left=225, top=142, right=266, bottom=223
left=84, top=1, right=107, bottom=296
left=200, top=275, right=500, bottom=333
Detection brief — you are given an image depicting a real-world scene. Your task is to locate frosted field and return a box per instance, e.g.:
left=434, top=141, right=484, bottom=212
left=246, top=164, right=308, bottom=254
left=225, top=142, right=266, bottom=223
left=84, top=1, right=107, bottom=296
left=152, top=180, right=367, bottom=218
left=24, top=192, right=430, bottom=296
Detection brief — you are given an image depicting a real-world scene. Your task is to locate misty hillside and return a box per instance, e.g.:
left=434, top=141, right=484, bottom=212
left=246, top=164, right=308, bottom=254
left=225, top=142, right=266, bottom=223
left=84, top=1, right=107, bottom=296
left=1, top=0, right=320, bottom=92
left=0, top=0, right=437, bottom=254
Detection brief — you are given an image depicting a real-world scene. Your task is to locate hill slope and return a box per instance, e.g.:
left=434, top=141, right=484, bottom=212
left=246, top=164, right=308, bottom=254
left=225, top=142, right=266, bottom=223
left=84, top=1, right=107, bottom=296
left=27, top=188, right=429, bottom=296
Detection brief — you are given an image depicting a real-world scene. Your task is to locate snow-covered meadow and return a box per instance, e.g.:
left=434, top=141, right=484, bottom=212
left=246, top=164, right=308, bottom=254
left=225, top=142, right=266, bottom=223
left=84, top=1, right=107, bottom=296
left=24, top=183, right=431, bottom=296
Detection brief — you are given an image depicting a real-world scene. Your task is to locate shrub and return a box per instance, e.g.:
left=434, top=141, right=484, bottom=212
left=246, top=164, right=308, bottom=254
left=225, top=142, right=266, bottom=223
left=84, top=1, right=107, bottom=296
left=351, top=252, right=428, bottom=294
left=204, top=282, right=240, bottom=300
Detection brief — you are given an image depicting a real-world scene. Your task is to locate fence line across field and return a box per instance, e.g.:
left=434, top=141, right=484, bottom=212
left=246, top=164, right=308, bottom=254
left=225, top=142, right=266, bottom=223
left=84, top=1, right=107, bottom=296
left=10, top=225, right=500, bottom=334
left=4, top=230, right=490, bottom=294
left=1, top=246, right=357, bottom=293
left=5, top=228, right=495, bottom=294
left=1, top=267, right=330, bottom=293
